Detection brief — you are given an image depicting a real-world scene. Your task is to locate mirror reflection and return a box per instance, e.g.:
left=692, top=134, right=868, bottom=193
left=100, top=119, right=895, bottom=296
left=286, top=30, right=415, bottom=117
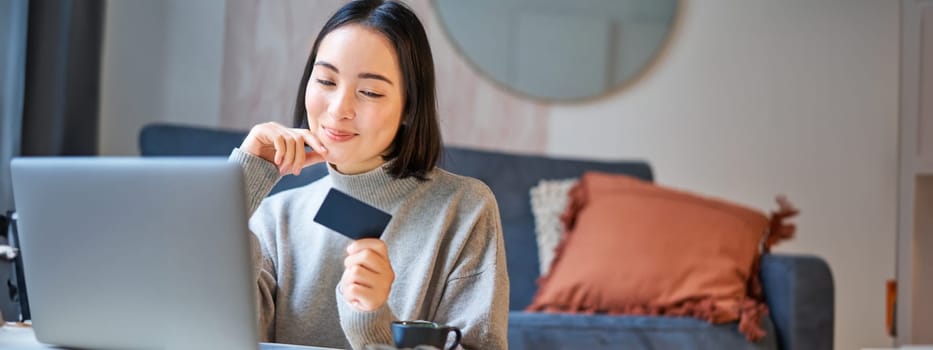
left=434, top=0, right=679, bottom=101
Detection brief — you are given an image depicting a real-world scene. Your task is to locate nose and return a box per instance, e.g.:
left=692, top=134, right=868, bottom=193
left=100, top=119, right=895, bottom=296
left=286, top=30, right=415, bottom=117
left=327, top=87, right=355, bottom=120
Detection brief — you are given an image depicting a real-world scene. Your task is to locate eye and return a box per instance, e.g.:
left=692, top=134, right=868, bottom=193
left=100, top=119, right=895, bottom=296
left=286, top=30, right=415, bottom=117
left=360, top=90, right=384, bottom=98
left=315, top=79, right=335, bottom=86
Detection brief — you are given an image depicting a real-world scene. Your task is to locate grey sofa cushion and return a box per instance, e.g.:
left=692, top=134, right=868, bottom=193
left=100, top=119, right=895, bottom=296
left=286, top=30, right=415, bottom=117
left=508, top=311, right=778, bottom=350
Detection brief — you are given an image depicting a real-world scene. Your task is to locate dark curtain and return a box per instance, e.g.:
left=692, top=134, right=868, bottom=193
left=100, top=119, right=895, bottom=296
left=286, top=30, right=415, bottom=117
left=1, top=0, right=28, bottom=215
left=0, top=0, right=28, bottom=323
left=20, top=0, right=105, bottom=156
left=0, top=0, right=105, bottom=323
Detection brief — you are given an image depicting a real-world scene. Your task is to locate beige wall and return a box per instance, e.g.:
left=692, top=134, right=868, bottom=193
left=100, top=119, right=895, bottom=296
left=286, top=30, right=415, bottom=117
left=98, top=1, right=900, bottom=349
left=99, top=0, right=226, bottom=155
left=548, top=2, right=899, bottom=350
left=217, top=0, right=550, bottom=152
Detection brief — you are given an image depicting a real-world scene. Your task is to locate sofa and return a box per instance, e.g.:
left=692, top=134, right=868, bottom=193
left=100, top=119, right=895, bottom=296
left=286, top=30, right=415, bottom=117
left=139, top=123, right=835, bottom=350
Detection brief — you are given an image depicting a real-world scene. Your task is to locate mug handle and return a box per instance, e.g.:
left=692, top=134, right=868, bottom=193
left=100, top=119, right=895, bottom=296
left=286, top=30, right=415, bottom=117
left=445, top=327, right=462, bottom=350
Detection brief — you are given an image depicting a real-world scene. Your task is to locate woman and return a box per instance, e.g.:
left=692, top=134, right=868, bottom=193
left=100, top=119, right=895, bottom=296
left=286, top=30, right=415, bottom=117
left=229, top=1, right=509, bottom=349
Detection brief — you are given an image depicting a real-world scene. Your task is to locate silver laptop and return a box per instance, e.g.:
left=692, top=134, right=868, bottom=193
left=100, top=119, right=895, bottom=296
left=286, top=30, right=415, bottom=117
left=10, top=157, right=259, bottom=350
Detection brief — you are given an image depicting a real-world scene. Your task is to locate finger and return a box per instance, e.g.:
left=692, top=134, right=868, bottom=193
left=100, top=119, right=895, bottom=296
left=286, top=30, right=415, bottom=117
left=347, top=238, right=389, bottom=259
left=339, top=272, right=353, bottom=293
left=338, top=281, right=362, bottom=306
left=344, top=250, right=391, bottom=275
left=340, top=267, right=390, bottom=312
left=292, top=134, right=305, bottom=176
left=342, top=283, right=371, bottom=306
left=344, top=265, right=378, bottom=288
left=298, top=129, right=327, bottom=154
left=343, top=283, right=382, bottom=311
left=273, top=134, right=286, bottom=165
left=281, top=135, right=296, bottom=174
left=340, top=275, right=372, bottom=302
left=297, top=130, right=326, bottom=168
left=345, top=248, right=392, bottom=275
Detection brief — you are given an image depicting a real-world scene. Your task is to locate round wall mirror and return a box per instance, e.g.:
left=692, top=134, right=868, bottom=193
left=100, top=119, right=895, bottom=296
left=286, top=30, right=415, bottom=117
left=434, top=0, right=680, bottom=102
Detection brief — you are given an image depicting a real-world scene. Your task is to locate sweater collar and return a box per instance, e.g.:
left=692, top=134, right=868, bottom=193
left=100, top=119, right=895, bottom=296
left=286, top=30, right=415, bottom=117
left=326, top=162, right=423, bottom=211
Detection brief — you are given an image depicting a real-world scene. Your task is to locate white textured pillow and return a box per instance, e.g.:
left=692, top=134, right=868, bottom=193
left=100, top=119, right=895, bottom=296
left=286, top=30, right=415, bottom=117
left=529, top=178, right=578, bottom=276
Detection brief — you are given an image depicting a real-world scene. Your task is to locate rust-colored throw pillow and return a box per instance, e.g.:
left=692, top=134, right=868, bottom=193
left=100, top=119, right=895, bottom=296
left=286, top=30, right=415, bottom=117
left=527, top=172, right=797, bottom=341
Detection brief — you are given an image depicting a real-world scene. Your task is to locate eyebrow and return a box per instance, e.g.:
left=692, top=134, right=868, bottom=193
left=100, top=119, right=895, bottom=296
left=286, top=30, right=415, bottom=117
left=314, top=61, right=395, bottom=86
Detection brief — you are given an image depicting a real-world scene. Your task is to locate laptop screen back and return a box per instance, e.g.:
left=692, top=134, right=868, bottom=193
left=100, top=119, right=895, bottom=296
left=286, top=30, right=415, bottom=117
left=11, top=157, right=258, bottom=350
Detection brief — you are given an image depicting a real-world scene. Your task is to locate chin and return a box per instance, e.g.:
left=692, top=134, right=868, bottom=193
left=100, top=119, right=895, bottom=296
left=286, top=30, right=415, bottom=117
left=322, top=151, right=359, bottom=167
left=322, top=154, right=347, bottom=167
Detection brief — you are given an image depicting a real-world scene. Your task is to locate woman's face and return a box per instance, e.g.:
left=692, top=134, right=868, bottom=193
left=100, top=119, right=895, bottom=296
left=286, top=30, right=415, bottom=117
left=306, top=24, right=404, bottom=175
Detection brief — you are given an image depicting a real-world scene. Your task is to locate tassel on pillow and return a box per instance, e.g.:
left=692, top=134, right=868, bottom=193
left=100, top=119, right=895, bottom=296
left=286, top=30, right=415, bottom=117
left=743, top=195, right=800, bottom=341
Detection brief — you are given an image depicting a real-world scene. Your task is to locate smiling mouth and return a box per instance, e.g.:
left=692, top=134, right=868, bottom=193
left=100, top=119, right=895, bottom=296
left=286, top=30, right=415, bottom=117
left=322, top=126, right=357, bottom=141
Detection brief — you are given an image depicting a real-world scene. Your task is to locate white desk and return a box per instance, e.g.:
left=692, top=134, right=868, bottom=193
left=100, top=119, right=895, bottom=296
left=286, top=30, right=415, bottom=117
left=0, top=323, right=340, bottom=350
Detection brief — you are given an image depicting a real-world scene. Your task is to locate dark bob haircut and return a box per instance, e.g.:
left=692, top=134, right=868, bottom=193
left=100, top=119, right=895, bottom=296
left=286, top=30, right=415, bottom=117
left=293, top=0, right=441, bottom=180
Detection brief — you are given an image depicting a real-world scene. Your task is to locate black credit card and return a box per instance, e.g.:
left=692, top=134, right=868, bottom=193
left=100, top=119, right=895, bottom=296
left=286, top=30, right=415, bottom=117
left=313, top=188, right=392, bottom=240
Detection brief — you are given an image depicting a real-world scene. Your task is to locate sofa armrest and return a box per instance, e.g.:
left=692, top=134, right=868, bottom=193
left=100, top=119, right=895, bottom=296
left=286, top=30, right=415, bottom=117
left=760, top=254, right=834, bottom=350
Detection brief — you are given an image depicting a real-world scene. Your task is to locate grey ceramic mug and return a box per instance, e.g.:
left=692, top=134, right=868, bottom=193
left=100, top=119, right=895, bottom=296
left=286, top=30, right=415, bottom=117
left=391, top=320, right=461, bottom=350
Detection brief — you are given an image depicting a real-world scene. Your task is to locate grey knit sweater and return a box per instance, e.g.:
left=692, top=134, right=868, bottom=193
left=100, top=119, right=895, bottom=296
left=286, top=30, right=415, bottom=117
left=230, top=148, right=509, bottom=350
